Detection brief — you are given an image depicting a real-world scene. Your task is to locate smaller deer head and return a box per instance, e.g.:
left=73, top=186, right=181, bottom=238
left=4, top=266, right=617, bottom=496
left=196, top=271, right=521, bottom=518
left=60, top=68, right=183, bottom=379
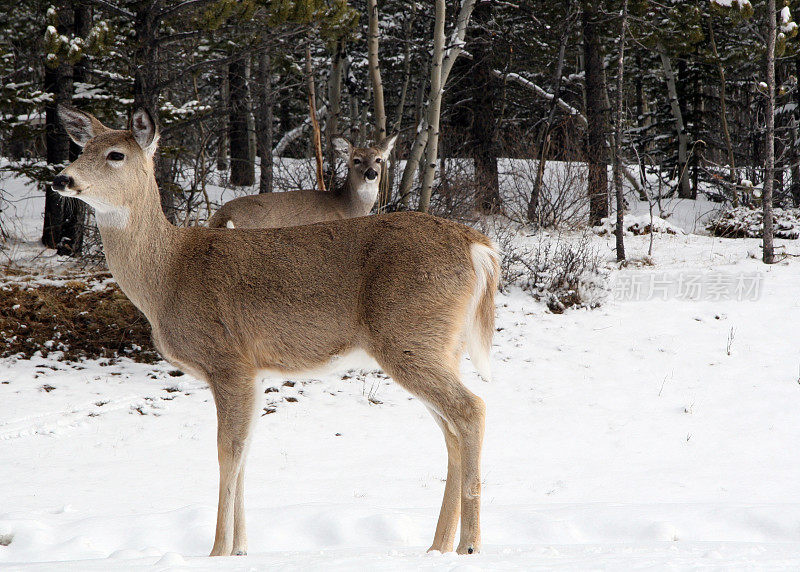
left=52, top=106, right=159, bottom=219
left=332, top=134, right=397, bottom=185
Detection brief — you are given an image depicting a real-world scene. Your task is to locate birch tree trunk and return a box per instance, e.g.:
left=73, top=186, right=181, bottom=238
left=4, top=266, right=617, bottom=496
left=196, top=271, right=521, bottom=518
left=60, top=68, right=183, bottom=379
left=399, top=0, right=477, bottom=205
left=417, top=0, right=446, bottom=212
left=368, top=0, right=386, bottom=140
left=306, top=41, right=325, bottom=191
left=389, top=5, right=416, bottom=202
left=657, top=43, right=691, bottom=199
left=368, top=0, right=389, bottom=209
left=613, top=0, right=628, bottom=262
left=763, top=0, right=776, bottom=264
left=327, top=38, right=344, bottom=169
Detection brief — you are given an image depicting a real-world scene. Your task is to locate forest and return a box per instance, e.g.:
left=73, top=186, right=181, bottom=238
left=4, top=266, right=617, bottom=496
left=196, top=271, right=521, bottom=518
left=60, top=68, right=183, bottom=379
left=0, top=0, right=797, bottom=263
left=4, top=1, right=800, bottom=569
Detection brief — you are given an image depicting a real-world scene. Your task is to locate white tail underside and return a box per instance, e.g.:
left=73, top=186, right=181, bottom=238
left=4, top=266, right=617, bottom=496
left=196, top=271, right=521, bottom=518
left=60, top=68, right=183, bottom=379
left=465, top=242, right=499, bottom=382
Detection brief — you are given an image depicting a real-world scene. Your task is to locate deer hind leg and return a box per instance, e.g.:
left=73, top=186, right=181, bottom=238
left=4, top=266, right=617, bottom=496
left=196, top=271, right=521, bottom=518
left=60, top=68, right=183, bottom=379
left=426, top=407, right=462, bottom=553
left=209, top=373, right=258, bottom=557
left=379, top=358, right=485, bottom=555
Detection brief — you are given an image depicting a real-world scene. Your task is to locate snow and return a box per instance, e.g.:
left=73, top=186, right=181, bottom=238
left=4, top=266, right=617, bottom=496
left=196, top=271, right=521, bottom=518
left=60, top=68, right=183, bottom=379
left=781, top=6, right=798, bottom=35
left=3, top=168, right=800, bottom=569
left=710, top=0, right=752, bottom=10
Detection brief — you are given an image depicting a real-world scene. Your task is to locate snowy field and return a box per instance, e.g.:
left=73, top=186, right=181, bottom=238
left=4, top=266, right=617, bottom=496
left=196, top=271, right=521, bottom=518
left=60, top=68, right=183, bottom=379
left=2, top=170, right=800, bottom=569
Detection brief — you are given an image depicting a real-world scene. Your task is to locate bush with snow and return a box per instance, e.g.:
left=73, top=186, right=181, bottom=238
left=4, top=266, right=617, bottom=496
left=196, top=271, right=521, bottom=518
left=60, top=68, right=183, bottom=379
left=593, top=214, right=685, bottom=237
left=706, top=206, right=800, bottom=239
left=486, top=218, right=608, bottom=312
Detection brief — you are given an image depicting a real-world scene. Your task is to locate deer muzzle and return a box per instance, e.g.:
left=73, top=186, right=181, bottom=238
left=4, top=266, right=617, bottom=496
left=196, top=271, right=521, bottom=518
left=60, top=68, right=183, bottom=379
left=51, top=174, right=74, bottom=192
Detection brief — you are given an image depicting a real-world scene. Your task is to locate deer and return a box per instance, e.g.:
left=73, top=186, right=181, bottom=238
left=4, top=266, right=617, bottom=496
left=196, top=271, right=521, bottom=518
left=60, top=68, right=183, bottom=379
left=207, top=135, right=397, bottom=229
left=52, top=105, right=498, bottom=557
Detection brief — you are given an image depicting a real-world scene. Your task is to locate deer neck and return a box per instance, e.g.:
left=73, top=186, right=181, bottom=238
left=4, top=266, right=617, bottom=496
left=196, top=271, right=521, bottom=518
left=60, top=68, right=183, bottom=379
left=93, top=175, right=177, bottom=319
left=341, top=169, right=379, bottom=215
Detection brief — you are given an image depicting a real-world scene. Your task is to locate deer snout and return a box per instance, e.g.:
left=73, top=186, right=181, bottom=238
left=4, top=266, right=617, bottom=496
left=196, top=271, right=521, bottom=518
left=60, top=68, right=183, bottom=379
left=51, top=174, right=74, bottom=192
left=365, top=168, right=378, bottom=182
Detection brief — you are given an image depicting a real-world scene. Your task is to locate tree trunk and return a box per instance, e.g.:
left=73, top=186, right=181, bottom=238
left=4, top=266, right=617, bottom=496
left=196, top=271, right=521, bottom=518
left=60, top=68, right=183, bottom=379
left=42, top=5, right=80, bottom=255
left=132, top=0, right=175, bottom=219
left=657, top=43, right=691, bottom=199
left=229, top=55, right=255, bottom=186
left=792, top=56, right=800, bottom=206
left=613, top=0, right=628, bottom=262
left=256, top=50, right=274, bottom=194
left=418, top=0, right=446, bottom=213
left=471, top=0, right=501, bottom=214
left=583, top=2, right=609, bottom=226
left=529, top=6, right=573, bottom=224
left=400, top=63, right=429, bottom=208
left=388, top=5, right=416, bottom=202
left=763, top=0, right=776, bottom=264
left=708, top=20, right=737, bottom=205
left=217, top=66, right=229, bottom=171
left=399, top=0, right=477, bottom=206
left=306, top=41, right=325, bottom=191
left=327, top=38, right=344, bottom=170
left=368, top=0, right=390, bottom=210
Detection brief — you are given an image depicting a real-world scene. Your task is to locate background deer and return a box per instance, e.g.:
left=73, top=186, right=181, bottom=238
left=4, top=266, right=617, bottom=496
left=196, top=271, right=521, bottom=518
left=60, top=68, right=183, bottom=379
left=53, top=105, right=498, bottom=557
left=208, top=135, right=396, bottom=229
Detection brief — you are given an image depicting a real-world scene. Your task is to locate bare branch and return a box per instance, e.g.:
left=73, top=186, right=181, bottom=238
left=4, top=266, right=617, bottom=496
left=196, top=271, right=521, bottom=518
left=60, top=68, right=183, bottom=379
left=159, top=0, right=217, bottom=21
left=83, top=0, right=134, bottom=19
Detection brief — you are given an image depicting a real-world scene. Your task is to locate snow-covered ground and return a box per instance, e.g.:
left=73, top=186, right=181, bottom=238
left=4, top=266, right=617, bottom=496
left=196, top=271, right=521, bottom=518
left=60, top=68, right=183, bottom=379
left=3, top=168, right=800, bottom=569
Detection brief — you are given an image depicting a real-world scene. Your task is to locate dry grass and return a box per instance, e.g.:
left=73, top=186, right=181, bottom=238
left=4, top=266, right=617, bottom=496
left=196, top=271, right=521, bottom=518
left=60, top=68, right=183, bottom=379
left=0, top=276, right=158, bottom=362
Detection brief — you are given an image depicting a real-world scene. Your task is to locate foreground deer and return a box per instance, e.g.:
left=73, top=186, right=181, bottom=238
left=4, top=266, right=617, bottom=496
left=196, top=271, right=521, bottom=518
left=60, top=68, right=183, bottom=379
left=208, top=135, right=396, bottom=229
left=53, top=105, right=498, bottom=557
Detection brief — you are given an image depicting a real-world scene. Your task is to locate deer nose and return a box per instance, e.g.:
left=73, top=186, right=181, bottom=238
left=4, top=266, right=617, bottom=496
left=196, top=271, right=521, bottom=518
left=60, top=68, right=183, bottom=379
left=51, top=174, right=74, bottom=192
left=365, top=168, right=378, bottom=181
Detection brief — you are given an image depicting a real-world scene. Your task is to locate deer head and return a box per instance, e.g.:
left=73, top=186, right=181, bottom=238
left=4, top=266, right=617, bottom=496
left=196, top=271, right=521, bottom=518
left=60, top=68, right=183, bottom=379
left=52, top=106, right=159, bottom=224
left=332, top=134, right=397, bottom=185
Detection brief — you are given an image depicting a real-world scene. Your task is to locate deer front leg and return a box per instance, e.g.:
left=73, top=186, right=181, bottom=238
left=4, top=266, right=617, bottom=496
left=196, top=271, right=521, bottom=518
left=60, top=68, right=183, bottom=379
left=209, top=376, right=257, bottom=557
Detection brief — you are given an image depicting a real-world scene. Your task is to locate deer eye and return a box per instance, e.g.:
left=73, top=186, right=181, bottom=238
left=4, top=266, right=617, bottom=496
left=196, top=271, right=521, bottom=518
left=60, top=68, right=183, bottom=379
left=353, top=158, right=361, bottom=165
left=375, top=157, right=383, bottom=164
left=107, top=151, right=125, bottom=161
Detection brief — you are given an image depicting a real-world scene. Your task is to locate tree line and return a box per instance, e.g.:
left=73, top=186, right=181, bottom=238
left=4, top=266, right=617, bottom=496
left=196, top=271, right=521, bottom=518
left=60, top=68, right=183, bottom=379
left=0, top=0, right=795, bottom=264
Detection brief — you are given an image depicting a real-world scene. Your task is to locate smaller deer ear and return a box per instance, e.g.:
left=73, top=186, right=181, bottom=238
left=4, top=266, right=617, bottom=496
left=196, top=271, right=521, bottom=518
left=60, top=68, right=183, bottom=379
left=58, top=104, right=109, bottom=147
left=131, top=108, right=160, bottom=157
left=332, top=137, right=352, bottom=159
left=377, top=133, right=397, bottom=160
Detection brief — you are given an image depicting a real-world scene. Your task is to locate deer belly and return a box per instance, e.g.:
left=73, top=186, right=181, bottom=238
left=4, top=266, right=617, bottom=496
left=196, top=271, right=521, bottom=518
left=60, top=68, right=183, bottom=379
left=257, top=348, right=381, bottom=380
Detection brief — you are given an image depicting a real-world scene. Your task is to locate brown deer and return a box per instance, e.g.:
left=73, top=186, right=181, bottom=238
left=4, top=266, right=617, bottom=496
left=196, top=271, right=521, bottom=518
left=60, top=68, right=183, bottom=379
left=208, top=135, right=397, bottom=229
left=52, top=105, right=498, bottom=557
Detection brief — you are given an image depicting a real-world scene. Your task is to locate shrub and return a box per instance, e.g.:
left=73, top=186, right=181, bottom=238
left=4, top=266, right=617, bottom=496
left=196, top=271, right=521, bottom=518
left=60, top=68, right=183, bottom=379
left=483, top=217, right=608, bottom=311
left=706, top=206, right=800, bottom=239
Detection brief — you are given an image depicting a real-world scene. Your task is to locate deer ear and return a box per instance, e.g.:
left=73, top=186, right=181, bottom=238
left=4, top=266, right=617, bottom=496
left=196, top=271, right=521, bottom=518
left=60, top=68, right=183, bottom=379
left=131, top=108, right=160, bottom=157
left=377, top=133, right=397, bottom=160
left=332, top=137, right=352, bottom=159
left=58, top=104, right=109, bottom=147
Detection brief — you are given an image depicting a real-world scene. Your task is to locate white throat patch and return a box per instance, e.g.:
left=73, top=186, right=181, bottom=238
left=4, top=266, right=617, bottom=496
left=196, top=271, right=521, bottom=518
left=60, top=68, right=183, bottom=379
left=359, top=180, right=379, bottom=203
left=93, top=206, right=131, bottom=229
